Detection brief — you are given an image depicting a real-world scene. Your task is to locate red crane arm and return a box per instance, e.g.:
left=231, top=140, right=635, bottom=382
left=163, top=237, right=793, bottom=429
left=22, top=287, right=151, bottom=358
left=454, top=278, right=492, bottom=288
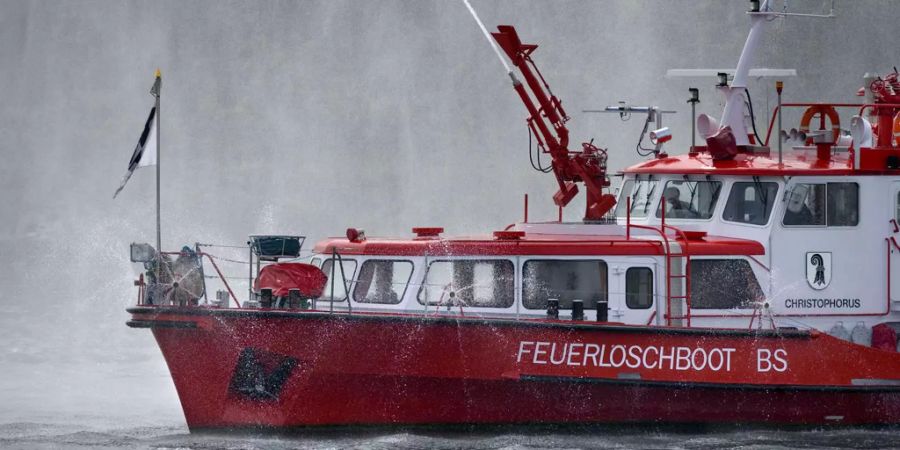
left=491, top=25, right=616, bottom=221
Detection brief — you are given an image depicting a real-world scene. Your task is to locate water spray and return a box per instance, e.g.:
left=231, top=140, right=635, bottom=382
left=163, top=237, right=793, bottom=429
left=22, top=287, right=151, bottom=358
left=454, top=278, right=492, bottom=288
left=461, top=0, right=517, bottom=83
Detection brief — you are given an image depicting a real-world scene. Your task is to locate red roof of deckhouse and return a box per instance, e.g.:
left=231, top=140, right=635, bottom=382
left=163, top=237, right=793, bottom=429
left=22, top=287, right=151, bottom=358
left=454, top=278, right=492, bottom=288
left=314, top=232, right=764, bottom=257
left=622, top=149, right=894, bottom=176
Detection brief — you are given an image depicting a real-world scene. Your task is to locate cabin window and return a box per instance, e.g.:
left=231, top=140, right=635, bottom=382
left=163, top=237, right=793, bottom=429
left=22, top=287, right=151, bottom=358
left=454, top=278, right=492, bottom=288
left=310, top=257, right=321, bottom=268
left=615, top=179, right=659, bottom=219
left=626, top=267, right=654, bottom=309
left=522, top=260, right=608, bottom=310
left=656, top=180, right=722, bottom=220
left=722, top=181, right=779, bottom=225
left=783, top=182, right=858, bottom=226
left=896, top=191, right=900, bottom=222
left=417, top=260, right=514, bottom=308
left=690, top=259, right=763, bottom=309
left=319, top=258, right=358, bottom=302
left=352, top=260, right=413, bottom=305
left=827, top=183, right=859, bottom=226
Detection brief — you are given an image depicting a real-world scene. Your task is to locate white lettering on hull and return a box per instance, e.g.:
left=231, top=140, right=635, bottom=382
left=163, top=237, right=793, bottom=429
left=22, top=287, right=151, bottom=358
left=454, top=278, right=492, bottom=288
left=517, top=341, right=784, bottom=373
left=757, top=348, right=789, bottom=372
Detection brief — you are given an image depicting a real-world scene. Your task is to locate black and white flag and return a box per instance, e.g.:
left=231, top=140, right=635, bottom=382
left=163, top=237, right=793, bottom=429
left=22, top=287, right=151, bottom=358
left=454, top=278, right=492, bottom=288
left=113, top=104, right=157, bottom=198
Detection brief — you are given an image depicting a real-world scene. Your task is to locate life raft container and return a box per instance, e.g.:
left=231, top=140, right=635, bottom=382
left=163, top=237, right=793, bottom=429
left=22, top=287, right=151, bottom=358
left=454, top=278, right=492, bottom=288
left=253, top=263, right=327, bottom=298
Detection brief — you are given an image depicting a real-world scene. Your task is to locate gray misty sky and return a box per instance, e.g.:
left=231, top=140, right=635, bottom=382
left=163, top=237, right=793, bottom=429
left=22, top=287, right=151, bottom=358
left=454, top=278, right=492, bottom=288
left=0, top=0, right=898, bottom=426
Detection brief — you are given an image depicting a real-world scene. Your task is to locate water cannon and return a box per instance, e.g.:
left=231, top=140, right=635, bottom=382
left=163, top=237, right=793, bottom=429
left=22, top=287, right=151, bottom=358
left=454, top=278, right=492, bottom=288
left=484, top=25, right=615, bottom=221
left=462, top=1, right=617, bottom=221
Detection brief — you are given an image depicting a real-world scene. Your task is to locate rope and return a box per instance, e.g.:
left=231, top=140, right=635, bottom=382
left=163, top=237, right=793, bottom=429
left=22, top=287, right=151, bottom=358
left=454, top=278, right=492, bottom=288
left=203, top=253, right=252, bottom=265
left=196, top=243, right=248, bottom=249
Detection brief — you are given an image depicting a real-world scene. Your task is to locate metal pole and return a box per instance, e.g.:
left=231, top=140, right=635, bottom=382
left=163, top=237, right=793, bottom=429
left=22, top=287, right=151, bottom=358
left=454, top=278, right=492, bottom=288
left=776, top=81, right=783, bottom=165
left=626, top=196, right=631, bottom=240
left=336, top=251, right=351, bottom=315
left=691, top=102, right=696, bottom=151
left=688, top=88, right=699, bottom=153
left=524, top=193, right=528, bottom=223
left=155, top=70, right=162, bottom=264
left=330, top=248, right=336, bottom=314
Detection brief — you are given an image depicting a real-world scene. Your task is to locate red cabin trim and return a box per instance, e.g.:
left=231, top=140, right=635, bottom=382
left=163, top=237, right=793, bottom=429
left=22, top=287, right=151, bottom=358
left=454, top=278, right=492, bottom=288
left=312, top=234, right=764, bottom=257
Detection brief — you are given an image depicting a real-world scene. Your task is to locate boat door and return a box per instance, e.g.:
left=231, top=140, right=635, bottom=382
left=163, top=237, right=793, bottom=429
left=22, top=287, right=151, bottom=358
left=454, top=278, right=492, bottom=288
left=609, top=259, right=658, bottom=325
left=891, top=182, right=900, bottom=304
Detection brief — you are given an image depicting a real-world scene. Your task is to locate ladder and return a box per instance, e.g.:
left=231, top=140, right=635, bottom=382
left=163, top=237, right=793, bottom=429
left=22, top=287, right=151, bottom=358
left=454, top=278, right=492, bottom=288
left=624, top=196, right=692, bottom=327
left=663, top=232, right=692, bottom=327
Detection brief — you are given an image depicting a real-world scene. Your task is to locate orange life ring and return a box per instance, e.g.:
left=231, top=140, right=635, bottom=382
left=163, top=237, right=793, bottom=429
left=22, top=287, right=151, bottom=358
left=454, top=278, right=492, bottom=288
left=893, top=111, right=900, bottom=146
left=799, top=105, right=841, bottom=143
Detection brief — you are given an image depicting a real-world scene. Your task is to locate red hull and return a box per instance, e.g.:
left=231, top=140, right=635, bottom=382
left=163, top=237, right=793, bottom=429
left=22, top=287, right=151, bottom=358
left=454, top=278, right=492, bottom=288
left=128, top=307, right=900, bottom=428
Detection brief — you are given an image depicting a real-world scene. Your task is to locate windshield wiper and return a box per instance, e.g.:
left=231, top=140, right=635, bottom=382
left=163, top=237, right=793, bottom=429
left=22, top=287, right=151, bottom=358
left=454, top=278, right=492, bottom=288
left=643, top=181, right=657, bottom=214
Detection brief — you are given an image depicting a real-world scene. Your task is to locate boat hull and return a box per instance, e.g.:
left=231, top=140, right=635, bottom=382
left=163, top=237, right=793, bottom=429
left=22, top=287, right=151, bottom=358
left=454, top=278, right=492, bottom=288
left=127, top=307, right=900, bottom=429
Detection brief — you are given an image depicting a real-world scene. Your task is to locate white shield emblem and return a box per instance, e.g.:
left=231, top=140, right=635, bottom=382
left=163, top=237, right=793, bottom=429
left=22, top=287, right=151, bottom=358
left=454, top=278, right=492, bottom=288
left=806, top=252, right=831, bottom=290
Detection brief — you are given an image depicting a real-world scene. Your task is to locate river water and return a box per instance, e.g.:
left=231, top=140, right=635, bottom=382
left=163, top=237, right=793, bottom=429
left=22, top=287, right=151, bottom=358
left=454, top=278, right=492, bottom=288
left=4, top=421, right=900, bottom=449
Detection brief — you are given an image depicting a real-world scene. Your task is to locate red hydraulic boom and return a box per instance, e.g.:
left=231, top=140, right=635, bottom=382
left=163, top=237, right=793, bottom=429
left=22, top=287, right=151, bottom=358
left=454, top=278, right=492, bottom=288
left=491, top=25, right=616, bottom=221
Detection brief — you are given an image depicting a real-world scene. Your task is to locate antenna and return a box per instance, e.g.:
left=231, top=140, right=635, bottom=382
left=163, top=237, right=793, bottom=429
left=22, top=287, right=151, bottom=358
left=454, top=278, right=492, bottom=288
left=584, top=104, right=676, bottom=158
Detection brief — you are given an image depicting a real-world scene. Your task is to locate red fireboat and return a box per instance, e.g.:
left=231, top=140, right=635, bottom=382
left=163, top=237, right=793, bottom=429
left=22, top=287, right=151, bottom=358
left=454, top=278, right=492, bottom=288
left=127, top=1, right=900, bottom=429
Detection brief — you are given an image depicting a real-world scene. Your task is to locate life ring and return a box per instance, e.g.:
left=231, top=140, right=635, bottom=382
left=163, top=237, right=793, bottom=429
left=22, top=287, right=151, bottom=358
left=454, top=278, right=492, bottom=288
left=799, top=105, right=841, bottom=143
left=893, top=111, right=900, bottom=146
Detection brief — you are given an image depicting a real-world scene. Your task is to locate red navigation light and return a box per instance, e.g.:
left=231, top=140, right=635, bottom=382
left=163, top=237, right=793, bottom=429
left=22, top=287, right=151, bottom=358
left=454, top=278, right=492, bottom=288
left=346, top=228, right=365, bottom=243
left=412, top=227, right=444, bottom=239
left=493, top=230, right=525, bottom=240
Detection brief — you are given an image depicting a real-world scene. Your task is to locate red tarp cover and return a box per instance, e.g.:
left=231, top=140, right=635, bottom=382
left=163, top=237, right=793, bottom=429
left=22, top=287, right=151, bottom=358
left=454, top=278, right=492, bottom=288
left=253, top=263, right=327, bottom=298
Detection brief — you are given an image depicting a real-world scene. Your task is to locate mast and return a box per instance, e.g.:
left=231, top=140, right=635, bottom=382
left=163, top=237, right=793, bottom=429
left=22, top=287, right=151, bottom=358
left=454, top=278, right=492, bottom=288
left=715, top=1, right=835, bottom=148
left=718, top=0, right=771, bottom=146
left=152, top=69, right=162, bottom=257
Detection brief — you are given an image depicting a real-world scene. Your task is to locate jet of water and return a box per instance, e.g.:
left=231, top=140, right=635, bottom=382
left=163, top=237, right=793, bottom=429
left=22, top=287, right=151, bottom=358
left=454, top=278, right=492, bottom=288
left=461, top=0, right=513, bottom=76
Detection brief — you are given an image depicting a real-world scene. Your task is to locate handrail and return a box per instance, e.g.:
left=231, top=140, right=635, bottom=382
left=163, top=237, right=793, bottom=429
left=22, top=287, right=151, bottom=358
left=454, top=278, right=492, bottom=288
left=762, top=103, right=864, bottom=147
left=199, top=253, right=241, bottom=308
left=888, top=236, right=900, bottom=308
left=857, top=103, right=900, bottom=117
left=135, top=273, right=145, bottom=305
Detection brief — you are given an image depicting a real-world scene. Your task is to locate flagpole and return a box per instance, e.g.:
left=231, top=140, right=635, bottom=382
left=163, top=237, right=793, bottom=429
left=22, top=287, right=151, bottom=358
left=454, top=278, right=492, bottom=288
left=154, top=69, right=162, bottom=261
